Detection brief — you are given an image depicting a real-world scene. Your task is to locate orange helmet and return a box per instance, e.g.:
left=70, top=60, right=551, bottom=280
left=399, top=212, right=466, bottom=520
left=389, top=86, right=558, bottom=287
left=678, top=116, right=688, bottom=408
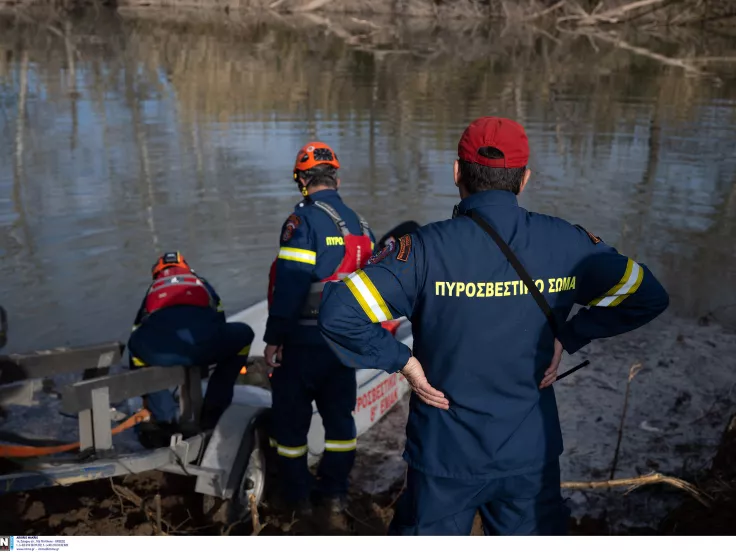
left=151, top=251, right=191, bottom=278
left=293, top=142, right=340, bottom=177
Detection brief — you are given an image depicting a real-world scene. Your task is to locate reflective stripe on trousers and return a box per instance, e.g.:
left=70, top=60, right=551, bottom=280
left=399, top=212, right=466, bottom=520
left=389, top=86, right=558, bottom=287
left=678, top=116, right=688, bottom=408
left=270, top=439, right=309, bottom=458
left=269, top=437, right=356, bottom=453
left=325, top=439, right=357, bottom=452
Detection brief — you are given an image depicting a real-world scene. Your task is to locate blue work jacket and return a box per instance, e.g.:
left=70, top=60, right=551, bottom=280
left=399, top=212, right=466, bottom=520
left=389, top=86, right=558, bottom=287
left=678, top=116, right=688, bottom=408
left=319, top=190, right=669, bottom=478
left=265, top=189, right=376, bottom=348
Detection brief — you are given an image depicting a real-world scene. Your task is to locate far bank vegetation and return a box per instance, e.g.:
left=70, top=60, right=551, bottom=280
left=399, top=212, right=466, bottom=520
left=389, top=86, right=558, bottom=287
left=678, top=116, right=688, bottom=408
left=3, top=0, right=735, bottom=27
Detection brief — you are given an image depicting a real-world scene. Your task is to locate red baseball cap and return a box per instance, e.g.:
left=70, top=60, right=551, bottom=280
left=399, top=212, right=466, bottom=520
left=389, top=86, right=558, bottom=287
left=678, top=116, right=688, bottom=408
left=458, top=117, right=529, bottom=169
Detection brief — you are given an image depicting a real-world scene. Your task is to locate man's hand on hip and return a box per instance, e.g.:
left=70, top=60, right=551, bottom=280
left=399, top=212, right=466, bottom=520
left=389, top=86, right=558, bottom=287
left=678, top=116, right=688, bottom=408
left=539, top=338, right=563, bottom=389
left=264, top=344, right=283, bottom=372
left=400, top=356, right=449, bottom=410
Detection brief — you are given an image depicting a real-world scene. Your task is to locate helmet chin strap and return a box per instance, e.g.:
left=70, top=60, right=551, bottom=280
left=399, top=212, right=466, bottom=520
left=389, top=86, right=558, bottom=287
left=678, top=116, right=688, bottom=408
left=297, top=174, right=311, bottom=197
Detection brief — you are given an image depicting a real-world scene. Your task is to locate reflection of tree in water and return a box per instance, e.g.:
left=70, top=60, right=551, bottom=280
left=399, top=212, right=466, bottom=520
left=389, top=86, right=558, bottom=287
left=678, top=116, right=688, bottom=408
left=123, top=48, right=159, bottom=254
left=0, top=8, right=736, bottom=349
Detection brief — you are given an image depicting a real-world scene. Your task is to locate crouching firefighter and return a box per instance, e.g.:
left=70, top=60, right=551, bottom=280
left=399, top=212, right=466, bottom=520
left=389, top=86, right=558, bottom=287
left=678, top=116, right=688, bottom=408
left=128, top=252, right=255, bottom=448
left=264, top=142, right=377, bottom=520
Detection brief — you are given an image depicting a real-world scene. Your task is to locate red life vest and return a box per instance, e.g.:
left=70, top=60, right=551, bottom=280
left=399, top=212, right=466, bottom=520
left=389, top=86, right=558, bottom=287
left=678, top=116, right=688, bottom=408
left=144, top=266, right=216, bottom=317
left=268, top=259, right=277, bottom=309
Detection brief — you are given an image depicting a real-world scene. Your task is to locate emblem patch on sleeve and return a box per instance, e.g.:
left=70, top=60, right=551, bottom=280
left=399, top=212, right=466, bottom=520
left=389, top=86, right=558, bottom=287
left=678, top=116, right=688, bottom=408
left=575, top=224, right=601, bottom=245
left=281, top=214, right=301, bottom=243
left=367, top=240, right=395, bottom=265
left=396, top=234, right=412, bottom=262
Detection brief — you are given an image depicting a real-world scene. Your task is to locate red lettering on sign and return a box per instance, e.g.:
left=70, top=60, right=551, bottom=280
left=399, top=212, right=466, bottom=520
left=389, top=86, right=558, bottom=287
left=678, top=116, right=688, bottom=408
left=355, top=374, right=398, bottom=412
left=380, top=390, right=399, bottom=415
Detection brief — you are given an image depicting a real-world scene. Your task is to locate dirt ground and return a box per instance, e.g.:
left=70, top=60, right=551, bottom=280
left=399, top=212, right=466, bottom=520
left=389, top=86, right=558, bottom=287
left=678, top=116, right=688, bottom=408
left=0, top=460, right=401, bottom=536
left=1, top=409, right=734, bottom=536
left=1, top=312, right=735, bottom=536
left=658, top=414, right=736, bottom=535
left=0, top=458, right=609, bottom=536
left=3, top=419, right=733, bottom=537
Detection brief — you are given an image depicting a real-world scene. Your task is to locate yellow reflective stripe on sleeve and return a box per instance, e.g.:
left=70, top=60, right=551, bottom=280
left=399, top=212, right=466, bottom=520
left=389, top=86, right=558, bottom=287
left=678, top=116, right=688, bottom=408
left=237, top=344, right=251, bottom=356
left=344, top=269, right=392, bottom=323
left=325, top=439, right=357, bottom=452
left=269, top=438, right=277, bottom=448
left=588, top=259, right=644, bottom=307
left=132, top=356, right=146, bottom=367
left=278, top=247, right=316, bottom=265
left=132, top=324, right=140, bottom=331
left=276, top=443, right=308, bottom=458
left=608, top=262, right=644, bottom=307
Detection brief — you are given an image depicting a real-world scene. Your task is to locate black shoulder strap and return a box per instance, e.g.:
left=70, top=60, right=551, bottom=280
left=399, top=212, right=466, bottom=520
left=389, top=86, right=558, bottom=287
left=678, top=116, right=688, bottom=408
left=465, top=210, right=558, bottom=336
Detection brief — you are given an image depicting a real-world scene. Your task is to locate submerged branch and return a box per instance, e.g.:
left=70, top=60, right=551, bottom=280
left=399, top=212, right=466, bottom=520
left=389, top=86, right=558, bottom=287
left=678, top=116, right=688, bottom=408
left=559, top=27, right=717, bottom=79
left=521, top=0, right=567, bottom=22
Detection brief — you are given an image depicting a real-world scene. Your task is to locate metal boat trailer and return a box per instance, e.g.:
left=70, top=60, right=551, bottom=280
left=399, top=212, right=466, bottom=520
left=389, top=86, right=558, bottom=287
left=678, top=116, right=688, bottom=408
left=0, top=341, right=269, bottom=523
left=0, top=300, right=413, bottom=524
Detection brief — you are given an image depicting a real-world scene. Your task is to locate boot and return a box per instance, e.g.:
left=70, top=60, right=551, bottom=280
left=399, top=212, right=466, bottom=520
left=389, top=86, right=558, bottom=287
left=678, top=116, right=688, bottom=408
left=320, top=495, right=350, bottom=533
left=136, top=421, right=178, bottom=449
left=271, top=493, right=313, bottom=519
left=293, top=498, right=314, bottom=519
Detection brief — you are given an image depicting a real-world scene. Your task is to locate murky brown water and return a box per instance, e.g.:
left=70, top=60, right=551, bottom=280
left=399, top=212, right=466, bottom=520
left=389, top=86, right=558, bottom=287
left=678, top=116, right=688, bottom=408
left=1, top=9, right=736, bottom=353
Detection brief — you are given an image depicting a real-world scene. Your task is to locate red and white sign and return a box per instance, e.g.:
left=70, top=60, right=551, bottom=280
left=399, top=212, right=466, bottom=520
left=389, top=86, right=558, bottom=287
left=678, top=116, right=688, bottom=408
left=307, top=369, right=410, bottom=460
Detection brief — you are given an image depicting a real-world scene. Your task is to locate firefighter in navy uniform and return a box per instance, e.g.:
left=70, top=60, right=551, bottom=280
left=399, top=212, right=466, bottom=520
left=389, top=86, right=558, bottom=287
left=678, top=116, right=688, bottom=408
left=264, top=142, right=377, bottom=520
left=318, top=117, right=670, bottom=535
left=128, top=252, right=254, bottom=448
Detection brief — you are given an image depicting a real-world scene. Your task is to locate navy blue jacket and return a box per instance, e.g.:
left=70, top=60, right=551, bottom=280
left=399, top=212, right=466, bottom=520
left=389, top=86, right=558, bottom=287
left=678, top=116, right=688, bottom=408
left=319, top=190, right=669, bottom=479
left=264, top=189, right=376, bottom=348
left=128, top=274, right=227, bottom=364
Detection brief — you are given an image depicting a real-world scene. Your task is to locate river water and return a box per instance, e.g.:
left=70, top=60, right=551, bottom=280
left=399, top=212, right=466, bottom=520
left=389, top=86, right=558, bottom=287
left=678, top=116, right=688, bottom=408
left=1, top=10, right=736, bottom=352
left=1, top=7, right=736, bottom=532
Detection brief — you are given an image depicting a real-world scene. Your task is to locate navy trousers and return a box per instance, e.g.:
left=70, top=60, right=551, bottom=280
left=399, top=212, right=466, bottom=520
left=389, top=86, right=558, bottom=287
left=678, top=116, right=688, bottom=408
left=127, top=307, right=254, bottom=427
left=270, top=343, right=357, bottom=504
left=388, top=461, right=570, bottom=535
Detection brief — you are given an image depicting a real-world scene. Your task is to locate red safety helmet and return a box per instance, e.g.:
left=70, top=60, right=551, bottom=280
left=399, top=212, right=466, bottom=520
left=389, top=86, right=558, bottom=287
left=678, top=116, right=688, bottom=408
left=293, top=142, right=340, bottom=181
left=151, top=251, right=191, bottom=278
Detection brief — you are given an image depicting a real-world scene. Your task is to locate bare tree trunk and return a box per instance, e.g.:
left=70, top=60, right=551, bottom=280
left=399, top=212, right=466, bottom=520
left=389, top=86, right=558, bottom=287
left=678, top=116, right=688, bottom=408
left=11, top=48, right=38, bottom=260
left=13, top=50, right=28, bottom=198
left=64, top=20, right=78, bottom=152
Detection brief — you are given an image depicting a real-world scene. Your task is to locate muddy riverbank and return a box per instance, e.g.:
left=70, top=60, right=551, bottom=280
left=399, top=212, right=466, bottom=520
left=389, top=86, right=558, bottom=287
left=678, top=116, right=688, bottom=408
left=1, top=310, right=734, bottom=535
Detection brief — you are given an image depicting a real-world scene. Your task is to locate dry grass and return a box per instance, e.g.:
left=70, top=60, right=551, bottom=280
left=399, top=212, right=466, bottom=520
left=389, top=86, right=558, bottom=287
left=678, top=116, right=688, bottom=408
left=1, top=0, right=734, bottom=26
left=562, top=472, right=712, bottom=507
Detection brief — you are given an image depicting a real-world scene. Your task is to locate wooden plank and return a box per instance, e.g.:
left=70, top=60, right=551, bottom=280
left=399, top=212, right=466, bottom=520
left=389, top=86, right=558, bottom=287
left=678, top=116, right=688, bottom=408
left=0, top=342, right=124, bottom=385
left=91, top=387, right=113, bottom=451
left=60, top=365, right=187, bottom=415
left=79, top=410, right=94, bottom=451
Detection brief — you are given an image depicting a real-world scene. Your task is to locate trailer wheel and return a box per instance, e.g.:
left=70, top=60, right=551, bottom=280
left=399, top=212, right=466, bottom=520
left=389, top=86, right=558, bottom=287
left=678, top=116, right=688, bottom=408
left=203, top=426, right=268, bottom=526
